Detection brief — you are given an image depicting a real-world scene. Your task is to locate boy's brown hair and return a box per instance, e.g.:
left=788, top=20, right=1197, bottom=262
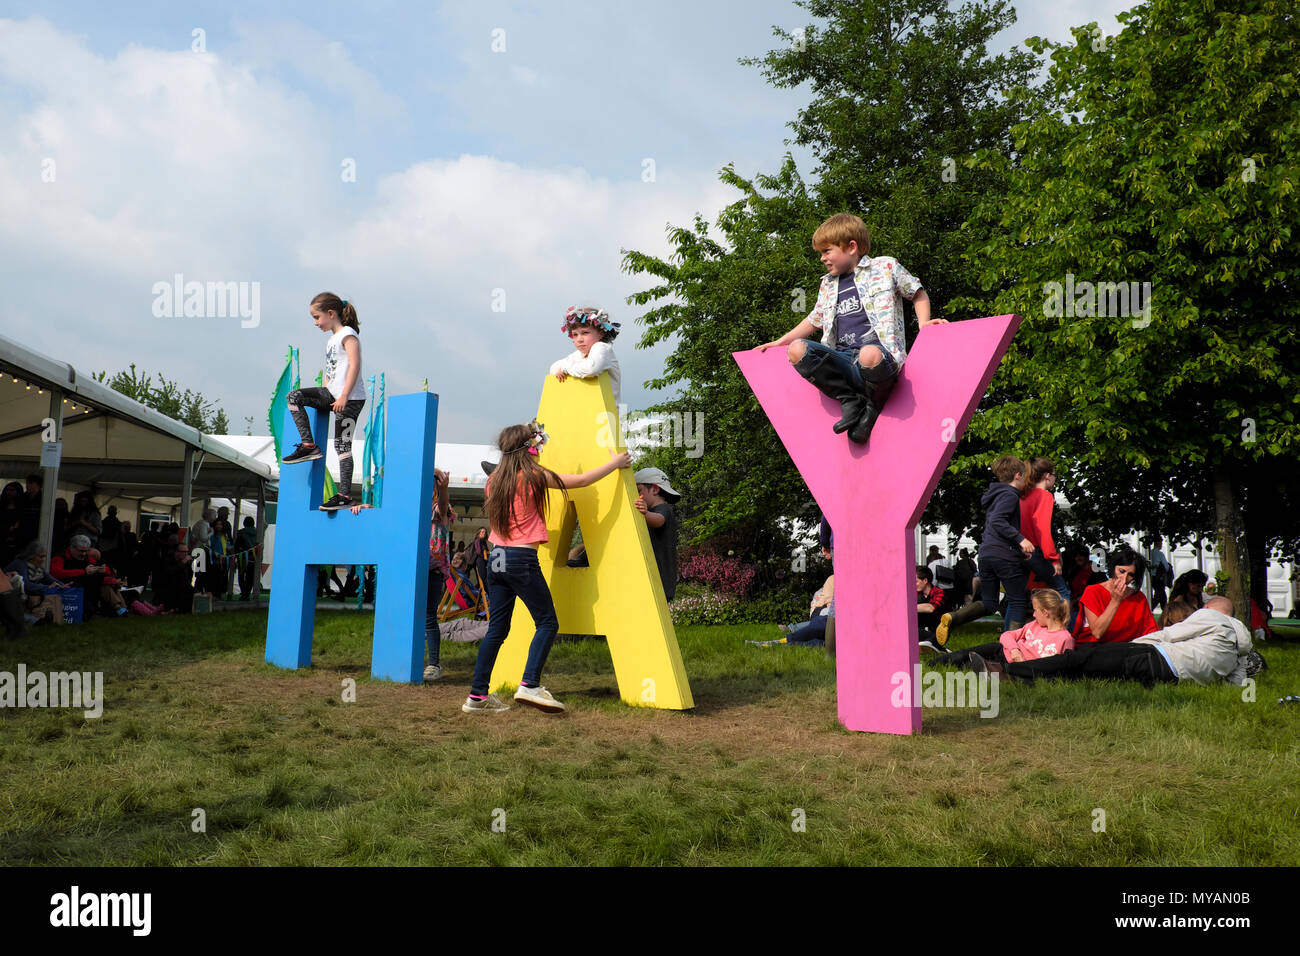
left=992, top=455, right=1025, bottom=483
left=812, top=213, right=871, bottom=256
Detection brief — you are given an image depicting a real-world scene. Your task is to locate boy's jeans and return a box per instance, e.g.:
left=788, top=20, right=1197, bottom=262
left=979, top=553, right=1030, bottom=628
left=1026, top=548, right=1073, bottom=628
left=797, top=336, right=899, bottom=393
left=469, top=546, right=559, bottom=697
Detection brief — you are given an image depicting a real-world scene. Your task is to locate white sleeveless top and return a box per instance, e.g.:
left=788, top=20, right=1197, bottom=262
left=325, top=327, right=367, bottom=401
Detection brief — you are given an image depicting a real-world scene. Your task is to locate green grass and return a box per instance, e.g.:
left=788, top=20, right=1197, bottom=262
left=1, top=612, right=1298, bottom=865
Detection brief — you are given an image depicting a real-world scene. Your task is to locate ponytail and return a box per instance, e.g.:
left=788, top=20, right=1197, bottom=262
left=311, top=291, right=360, bottom=332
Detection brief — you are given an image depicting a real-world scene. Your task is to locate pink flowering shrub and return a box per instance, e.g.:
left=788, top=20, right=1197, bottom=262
left=677, top=547, right=757, bottom=598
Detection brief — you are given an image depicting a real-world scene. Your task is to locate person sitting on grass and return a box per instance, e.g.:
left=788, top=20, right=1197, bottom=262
left=748, top=573, right=833, bottom=648
left=916, top=564, right=951, bottom=649
left=51, top=535, right=128, bottom=618
left=971, top=596, right=1251, bottom=688
left=927, top=588, right=1072, bottom=667
left=6, top=541, right=70, bottom=626
left=1169, top=569, right=1209, bottom=610
left=1074, top=545, right=1158, bottom=643
left=153, top=541, right=198, bottom=613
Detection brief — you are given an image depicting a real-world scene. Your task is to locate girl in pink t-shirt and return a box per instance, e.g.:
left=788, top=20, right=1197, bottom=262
left=463, top=420, right=631, bottom=716
left=928, top=589, right=1073, bottom=667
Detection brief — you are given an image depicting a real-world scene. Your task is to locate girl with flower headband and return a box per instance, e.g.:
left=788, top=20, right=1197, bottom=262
left=549, top=305, right=622, bottom=403
left=463, top=419, right=632, bottom=715
left=282, top=292, right=366, bottom=512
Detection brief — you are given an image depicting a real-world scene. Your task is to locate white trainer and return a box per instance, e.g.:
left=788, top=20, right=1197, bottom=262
left=423, top=664, right=443, bottom=682
left=513, top=684, right=566, bottom=714
left=462, top=694, right=510, bottom=714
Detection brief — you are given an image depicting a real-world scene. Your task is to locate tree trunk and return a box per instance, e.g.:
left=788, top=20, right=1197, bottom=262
left=1212, top=467, right=1251, bottom=629
left=1241, top=476, right=1270, bottom=610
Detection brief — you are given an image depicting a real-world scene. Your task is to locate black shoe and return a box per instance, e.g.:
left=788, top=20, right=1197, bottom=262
left=794, top=348, right=873, bottom=436
left=848, top=397, right=881, bottom=443
left=832, top=392, right=869, bottom=434
left=283, top=443, right=323, bottom=464
left=848, top=378, right=895, bottom=444
left=319, top=494, right=354, bottom=512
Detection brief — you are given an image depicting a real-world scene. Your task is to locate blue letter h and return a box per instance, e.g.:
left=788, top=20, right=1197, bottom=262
left=265, top=392, right=438, bottom=683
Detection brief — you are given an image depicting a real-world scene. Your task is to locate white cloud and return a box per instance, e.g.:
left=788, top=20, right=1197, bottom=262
left=0, top=16, right=735, bottom=444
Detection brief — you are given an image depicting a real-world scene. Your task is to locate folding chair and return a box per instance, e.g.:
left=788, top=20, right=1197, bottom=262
left=437, top=565, right=488, bottom=623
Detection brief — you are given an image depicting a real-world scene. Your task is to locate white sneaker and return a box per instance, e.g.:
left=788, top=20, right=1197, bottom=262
left=513, top=684, right=566, bottom=713
left=462, top=694, right=510, bottom=714
left=423, top=664, right=443, bottom=682
left=918, top=641, right=941, bottom=657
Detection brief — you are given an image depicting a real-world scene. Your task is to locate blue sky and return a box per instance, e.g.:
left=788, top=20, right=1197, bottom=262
left=1, top=0, right=1134, bottom=443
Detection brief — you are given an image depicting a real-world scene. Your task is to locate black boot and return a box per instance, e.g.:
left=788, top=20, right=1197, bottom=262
left=848, top=377, right=896, bottom=444
left=793, top=348, right=873, bottom=434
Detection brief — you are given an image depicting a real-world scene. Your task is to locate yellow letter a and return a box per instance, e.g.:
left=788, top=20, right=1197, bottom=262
left=488, top=374, right=694, bottom=709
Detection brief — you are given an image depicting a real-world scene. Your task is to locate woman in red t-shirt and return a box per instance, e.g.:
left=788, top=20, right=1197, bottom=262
left=1075, top=545, right=1158, bottom=643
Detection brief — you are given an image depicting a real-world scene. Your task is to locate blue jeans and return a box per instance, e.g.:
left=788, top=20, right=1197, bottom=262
left=470, top=546, right=559, bottom=696
left=798, top=336, right=899, bottom=391
left=425, top=567, right=445, bottom=666
left=787, top=615, right=828, bottom=646
left=1026, top=549, right=1072, bottom=614
left=979, top=552, right=1029, bottom=629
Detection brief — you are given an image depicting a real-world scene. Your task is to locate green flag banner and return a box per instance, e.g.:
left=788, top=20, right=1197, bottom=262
left=267, top=347, right=298, bottom=462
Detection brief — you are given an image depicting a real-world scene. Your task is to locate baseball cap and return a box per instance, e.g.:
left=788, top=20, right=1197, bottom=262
left=633, top=467, right=681, bottom=502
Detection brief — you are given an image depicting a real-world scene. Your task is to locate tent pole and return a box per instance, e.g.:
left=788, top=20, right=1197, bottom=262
left=181, top=446, right=194, bottom=536
left=254, top=480, right=266, bottom=600
left=37, top=387, right=65, bottom=559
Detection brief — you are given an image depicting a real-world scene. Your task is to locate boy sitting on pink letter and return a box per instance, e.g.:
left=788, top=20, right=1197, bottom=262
left=757, top=213, right=943, bottom=444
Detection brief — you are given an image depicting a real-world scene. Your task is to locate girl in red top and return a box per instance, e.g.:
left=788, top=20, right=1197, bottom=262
left=1074, top=545, right=1158, bottom=643
left=464, top=420, right=631, bottom=715
left=1019, top=457, right=1072, bottom=616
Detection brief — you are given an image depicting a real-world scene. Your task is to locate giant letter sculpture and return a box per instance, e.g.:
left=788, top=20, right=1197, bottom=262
left=487, top=375, right=693, bottom=709
left=265, top=393, right=438, bottom=682
left=733, top=315, right=1019, bottom=734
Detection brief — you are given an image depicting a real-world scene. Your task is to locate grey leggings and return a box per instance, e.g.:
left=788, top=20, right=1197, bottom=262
left=287, top=386, right=365, bottom=494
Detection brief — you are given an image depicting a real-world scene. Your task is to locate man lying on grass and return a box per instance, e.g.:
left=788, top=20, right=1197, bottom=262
left=965, top=596, right=1252, bottom=689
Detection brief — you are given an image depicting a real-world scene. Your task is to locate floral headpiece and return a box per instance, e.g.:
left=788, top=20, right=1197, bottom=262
left=506, top=419, right=549, bottom=457
left=561, top=305, right=620, bottom=342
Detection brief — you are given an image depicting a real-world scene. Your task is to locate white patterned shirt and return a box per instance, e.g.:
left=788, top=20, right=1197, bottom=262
left=806, top=256, right=924, bottom=367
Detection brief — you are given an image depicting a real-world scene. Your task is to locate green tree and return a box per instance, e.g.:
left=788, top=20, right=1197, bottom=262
left=624, top=0, right=1043, bottom=567
left=92, top=364, right=232, bottom=435
left=955, top=0, right=1300, bottom=624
